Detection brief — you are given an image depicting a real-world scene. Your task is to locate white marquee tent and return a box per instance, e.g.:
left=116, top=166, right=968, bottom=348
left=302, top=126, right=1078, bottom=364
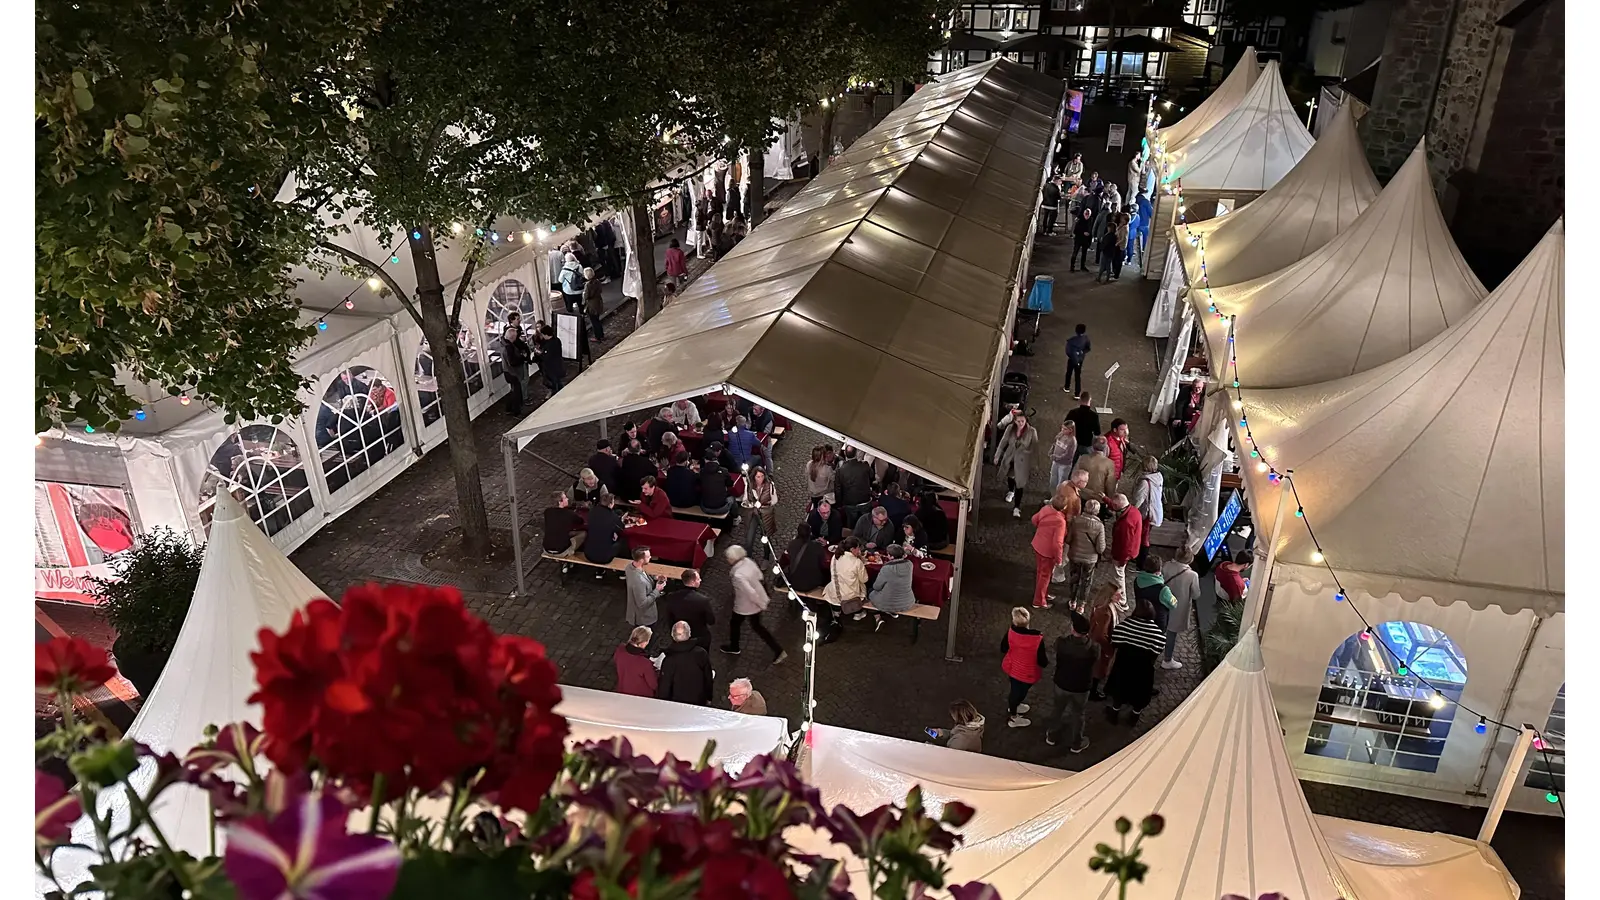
left=1236, top=219, right=1564, bottom=811
left=793, top=635, right=1519, bottom=899
left=1146, top=100, right=1379, bottom=340
left=1153, top=47, right=1260, bottom=157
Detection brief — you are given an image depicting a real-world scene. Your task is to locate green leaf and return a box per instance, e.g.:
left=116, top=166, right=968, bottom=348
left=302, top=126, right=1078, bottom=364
left=125, top=114, right=143, bottom=129
left=162, top=221, right=182, bottom=242
left=72, top=87, right=94, bottom=111
left=71, top=71, right=88, bottom=89
left=124, top=135, right=149, bottom=154
left=389, top=849, right=535, bottom=900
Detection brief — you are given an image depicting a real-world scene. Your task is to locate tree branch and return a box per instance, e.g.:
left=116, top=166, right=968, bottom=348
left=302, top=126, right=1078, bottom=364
left=316, top=240, right=424, bottom=329
left=448, top=210, right=501, bottom=328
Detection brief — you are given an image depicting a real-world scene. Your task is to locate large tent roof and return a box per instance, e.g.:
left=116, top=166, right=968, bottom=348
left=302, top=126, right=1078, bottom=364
left=506, top=58, right=1064, bottom=492
left=1167, top=59, right=1316, bottom=191
left=1175, top=101, right=1379, bottom=290
left=1198, top=141, right=1485, bottom=389
left=557, top=685, right=786, bottom=773
left=797, top=634, right=1519, bottom=899
left=1238, top=219, right=1563, bottom=615
left=1156, top=47, right=1260, bottom=153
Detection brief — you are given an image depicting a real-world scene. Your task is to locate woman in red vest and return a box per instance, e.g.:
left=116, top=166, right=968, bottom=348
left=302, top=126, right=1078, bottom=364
left=1000, top=607, right=1049, bottom=728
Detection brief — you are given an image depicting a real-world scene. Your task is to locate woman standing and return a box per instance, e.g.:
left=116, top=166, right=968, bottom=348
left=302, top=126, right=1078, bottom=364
left=559, top=251, right=585, bottom=312
left=1047, top=418, right=1078, bottom=496
left=741, top=466, right=779, bottom=556
left=994, top=412, right=1040, bottom=519
left=1128, top=455, right=1164, bottom=563
left=1110, top=211, right=1131, bottom=280
left=1029, top=497, right=1069, bottom=609
left=1066, top=498, right=1106, bottom=610
left=1104, top=598, right=1167, bottom=725
left=807, top=445, right=836, bottom=506
left=1000, top=606, right=1048, bottom=728
left=582, top=268, right=606, bottom=341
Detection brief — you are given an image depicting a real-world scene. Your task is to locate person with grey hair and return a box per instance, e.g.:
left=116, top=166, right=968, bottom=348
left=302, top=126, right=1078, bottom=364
left=728, top=678, right=768, bottom=715
left=559, top=250, right=585, bottom=311
left=669, top=397, right=703, bottom=429
left=850, top=505, right=895, bottom=551
left=613, top=626, right=658, bottom=698
left=1067, top=498, right=1106, bottom=610
left=721, top=545, right=786, bottom=663
left=1072, top=436, right=1117, bottom=502
left=581, top=266, right=605, bottom=340
left=867, top=543, right=916, bottom=628
left=657, top=620, right=714, bottom=706
left=646, top=407, right=678, bottom=456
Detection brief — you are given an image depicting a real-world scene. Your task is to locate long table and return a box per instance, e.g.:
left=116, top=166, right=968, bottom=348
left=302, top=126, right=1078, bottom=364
left=784, top=547, right=953, bottom=608
left=624, top=517, right=714, bottom=569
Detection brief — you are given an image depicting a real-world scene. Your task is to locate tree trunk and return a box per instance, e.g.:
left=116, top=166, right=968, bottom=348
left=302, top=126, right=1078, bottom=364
left=626, top=200, right=661, bottom=329
left=819, top=98, right=838, bottom=170
left=746, top=149, right=765, bottom=227
left=410, top=223, right=492, bottom=557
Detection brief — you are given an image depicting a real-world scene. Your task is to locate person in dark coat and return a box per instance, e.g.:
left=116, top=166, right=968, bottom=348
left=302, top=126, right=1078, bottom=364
left=542, top=490, right=583, bottom=555
left=1105, top=598, right=1167, bottom=724
left=656, top=621, right=714, bottom=706
left=500, top=324, right=532, bottom=415
left=663, top=451, right=701, bottom=509
left=645, top=407, right=678, bottom=456
left=586, top=441, right=621, bottom=495
left=534, top=325, right=566, bottom=394
left=876, top=484, right=913, bottom=530
left=833, top=446, right=875, bottom=518
left=1070, top=207, right=1094, bottom=272
left=783, top=523, right=830, bottom=593
left=915, top=492, right=950, bottom=551
left=850, top=506, right=896, bottom=551
left=698, top=456, right=735, bottom=515
left=806, top=499, right=846, bottom=545
left=582, top=493, right=626, bottom=564
left=659, top=570, right=716, bottom=651
left=613, top=626, right=658, bottom=698
left=617, top=441, right=657, bottom=504
left=614, top=421, right=641, bottom=456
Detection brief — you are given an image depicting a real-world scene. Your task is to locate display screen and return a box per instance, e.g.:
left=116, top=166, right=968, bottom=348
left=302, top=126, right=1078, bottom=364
left=1203, top=490, right=1242, bottom=561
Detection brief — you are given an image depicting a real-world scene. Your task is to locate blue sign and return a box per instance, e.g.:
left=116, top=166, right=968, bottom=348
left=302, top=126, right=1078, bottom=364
left=1204, top=490, right=1242, bottom=561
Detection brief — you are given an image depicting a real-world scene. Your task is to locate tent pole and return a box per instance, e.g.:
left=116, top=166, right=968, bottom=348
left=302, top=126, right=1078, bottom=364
left=1478, top=726, right=1535, bottom=843
left=1241, top=468, right=1291, bottom=632
left=600, top=416, right=608, bottom=445
left=505, top=438, right=525, bottom=597
left=1472, top=617, right=1544, bottom=795
left=945, top=496, right=970, bottom=662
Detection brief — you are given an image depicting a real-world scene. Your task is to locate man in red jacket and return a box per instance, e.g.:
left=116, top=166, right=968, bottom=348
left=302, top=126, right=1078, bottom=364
left=1108, top=493, right=1143, bottom=600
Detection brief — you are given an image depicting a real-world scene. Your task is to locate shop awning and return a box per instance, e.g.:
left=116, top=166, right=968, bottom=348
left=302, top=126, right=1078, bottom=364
left=504, top=58, right=1064, bottom=495
left=995, top=33, right=1088, bottom=54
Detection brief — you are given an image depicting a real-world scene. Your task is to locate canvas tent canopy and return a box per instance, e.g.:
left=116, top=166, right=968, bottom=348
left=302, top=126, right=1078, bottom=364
left=1235, top=218, right=1563, bottom=616
left=1152, top=46, right=1260, bottom=157
left=792, top=634, right=1519, bottom=899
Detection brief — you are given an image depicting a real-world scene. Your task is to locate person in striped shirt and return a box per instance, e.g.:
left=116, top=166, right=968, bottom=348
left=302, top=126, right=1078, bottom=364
left=1104, top=598, right=1166, bottom=725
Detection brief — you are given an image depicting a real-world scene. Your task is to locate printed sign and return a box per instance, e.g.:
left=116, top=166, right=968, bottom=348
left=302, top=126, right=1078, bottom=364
left=555, top=312, right=580, bottom=360
left=1107, top=124, right=1127, bottom=151
left=35, top=482, right=135, bottom=603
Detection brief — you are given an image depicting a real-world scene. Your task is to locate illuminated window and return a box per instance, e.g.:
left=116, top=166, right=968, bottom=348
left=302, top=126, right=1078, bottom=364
left=313, top=366, right=405, bottom=494
left=1524, top=684, right=1565, bottom=794
left=485, top=278, right=539, bottom=378
left=1093, top=51, right=1147, bottom=76
left=1306, top=621, right=1468, bottom=774
left=415, top=330, right=486, bottom=427
left=198, top=426, right=314, bottom=538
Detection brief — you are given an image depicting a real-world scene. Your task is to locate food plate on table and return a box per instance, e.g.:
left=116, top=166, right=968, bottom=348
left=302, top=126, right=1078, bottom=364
left=920, top=562, right=936, bottom=571
left=622, top=514, right=647, bottom=528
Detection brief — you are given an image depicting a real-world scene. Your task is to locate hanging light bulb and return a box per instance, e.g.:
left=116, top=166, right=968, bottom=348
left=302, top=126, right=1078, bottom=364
left=1546, top=792, right=1560, bottom=804
left=317, top=321, right=329, bottom=331
left=344, top=299, right=355, bottom=310
left=411, top=230, right=422, bottom=240
left=1334, top=592, right=1345, bottom=602
left=1427, top=693, right=1446, bottom=710
left=179, top=394, right=192, bottom=406
left=451, top=222, right=464, bottom=234
left=389, top=254, right=400, bottom=264
left=521, top=231, right=533, bottom=244
left=759, top=535, right=769, bottom=545
left=1294, top=508, right=1304, bottom=518
left=1474, top=718, right=1487, bottom=734
left=772, top=565, right=782, bottom=576
left=1359, top=629, right=1372, bottom=642
left=367, top=277, right=382, bottom=291
left=1533, top=736, right=1546, bottom=751
left=84, top=424, right=95, bottom=433
left=1310, top=550, right=1324, bottom=563
left=1231, top=399, right=1243, bottom=410
left=490, top=231, right=500, bottom=243
left=1396, top=663, right=1408, bottom=675
left=133, top=409, right=147, bottom=421
left=1256, top=461, right=1268, bottom=473
left=34, top=434, right=43, bottom=447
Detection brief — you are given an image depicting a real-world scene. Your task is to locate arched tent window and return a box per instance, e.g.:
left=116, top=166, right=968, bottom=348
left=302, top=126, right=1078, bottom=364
left=415, top=329, right=486, bottom=427
left=313, top=365, right=405, bottom=494
left=198, top=425, right=314, bottom=537
left=1524, top=684, right=1565, bottom=795
left=484, top=279, right=538, bottom=379
left=1306, top=621, right=1468, bottom=774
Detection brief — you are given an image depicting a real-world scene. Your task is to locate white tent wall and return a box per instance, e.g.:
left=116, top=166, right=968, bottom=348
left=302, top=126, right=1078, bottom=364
left=1148, top=298, right=1197, bottom=425
left=1261, top=581, right=1562, bottom=815
left=1146, top=242, right=1188, bottom=337
left=391, top=277, right=510, bottom=454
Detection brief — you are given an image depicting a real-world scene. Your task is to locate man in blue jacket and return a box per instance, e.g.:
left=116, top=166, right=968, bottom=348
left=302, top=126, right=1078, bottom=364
left=1064, top=324, right=1091, bottom=396
left=726, top=416, right=768, bottom=472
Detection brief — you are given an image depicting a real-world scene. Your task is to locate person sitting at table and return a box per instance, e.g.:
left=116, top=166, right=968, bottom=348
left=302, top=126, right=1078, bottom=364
left=586, top=440, right=621, bottom=495
left=618, top=440, right=656, bottom=504
left=807, top=498, right=846, bottom=545
left=747, top=403, right=775, bottom=440
left=703, top=439, right=736, bottom=474
left=784, top=523, right=829, bottom=593
left=817, top=538, right=867, bottom=643
left=899, top=514, right=929, bottom=555
left=877, top=483, right=913, bottom=530
left=542, top=490, right=585, bottom=556
left=701, top=416, right=728, bottom=457
left=914, top=492, right=950, bottom=551
left=807, top=445, right=836, bottom=506
left=726, top=416, right=768, bottom=472
left=656, top=431, right=682, bottom=470
left=634, top=475, right=672, bottom=520
left=668, top=398, right=702, bottom=429
left=741, top=466, right=779, bottom=555
left=572, top=468, right=605, bottom=506
left=663, top=451, right=700, bottom=509
left=833, top=446, right=875, bottom=520
left=582, top=491, right=626, bottom=565
left=646, top=407, right=678, bottom=456
left=850, top=506, right=895, bottom=551
left=867, top=543, right=917, bottom=629
left=698, top=454, right=735, bottom=516
left=614, top=421, right=641, bottom=455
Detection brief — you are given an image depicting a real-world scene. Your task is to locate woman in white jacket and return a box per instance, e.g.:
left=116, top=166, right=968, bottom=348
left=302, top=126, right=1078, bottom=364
left=1127, top=455, right=1164, bottom=564
left=721, top=545, right=787, bottom=664
left=817, top=538, right=868, bottom=644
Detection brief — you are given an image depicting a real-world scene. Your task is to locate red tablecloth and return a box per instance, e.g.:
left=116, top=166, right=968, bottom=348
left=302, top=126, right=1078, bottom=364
left=865, top=557, right=953, bottom=608
left=625, top=518, right=714, bottom=568
left=938, top=498, right=959, bottom=522
left=677, top=429, right=705, bottom=458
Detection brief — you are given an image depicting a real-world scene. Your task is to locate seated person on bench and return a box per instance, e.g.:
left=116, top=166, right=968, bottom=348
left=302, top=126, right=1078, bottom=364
left=582, top=491, right=626, bottom=564
left=633, top=475, right=671, bottom=520
left=663, top=451, right=700, bottom=509
left=807, top=498, right=846, bottom=545
left=698, top=452, right=735, bottom=516
left=865, top=544, right=917, bottom=629
left=542, top=490, right=584, bottom=555
left=915, top=491, right=950, bottom=551
left=784, top=523, right=829, bottom=593
left=747, top=403, right=775, bottom=441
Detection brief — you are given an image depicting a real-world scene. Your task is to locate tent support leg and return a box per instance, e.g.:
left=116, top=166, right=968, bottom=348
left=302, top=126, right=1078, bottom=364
left=945, top=496, right=970, bottom=662
left=600, top=417, right=608, bottom=445
left=505, top=439, right=525, bottom=598
left=1242, top=468, right=1292, bottom=633
left=1472, top=617, right=1543, bottom=795
left=1479, top=726, right=1535, bottom=843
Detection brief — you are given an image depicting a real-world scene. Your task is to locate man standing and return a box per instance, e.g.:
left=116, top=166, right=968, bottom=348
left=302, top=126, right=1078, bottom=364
left=1064, top=152, right=1084, bottom=191
left=721, top=545, right=787, bottom=664
left=729, top=678, right=768, bottom=715
left=624, top=547, right=665, bottom=627
left=660, top=569, right=716, bottom=651
left=1040, top=176, right=1062, bottom=236
left=833, top=446, right=875, bottom=523
left=1160, top=553, right=1200, bottom=670
left=1107, top=493, right=1143, bottom=601
left=1043, top=612, right=1099, bottom=753
left=1064, top=324, right=1091, bottom=396
left=1065, top=392, right=1102, bottom=462
left=1070, top=208, right=1095, bottom=272
left=1072, top=437, right=1117, bottom=503
left=612, top=626, right=658, bottom=698
left=657, top=620, right=714, bottom=706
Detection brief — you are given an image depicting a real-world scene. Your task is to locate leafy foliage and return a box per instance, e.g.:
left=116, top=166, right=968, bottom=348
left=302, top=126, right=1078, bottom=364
left=1202, top=594, right=1244, bottom=673
left=35, top=0, right=389, bottom=433
left=89, top=526, right=204, bottom=656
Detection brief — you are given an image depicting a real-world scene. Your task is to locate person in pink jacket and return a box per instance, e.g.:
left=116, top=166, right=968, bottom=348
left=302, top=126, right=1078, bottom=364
left=1029, top=496, right=1069, bottom=609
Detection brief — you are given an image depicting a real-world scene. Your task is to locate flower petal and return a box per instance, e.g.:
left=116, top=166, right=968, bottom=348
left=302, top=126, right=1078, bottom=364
left=295, top=837, right=402, bottom=900
left=223, top=820, right=296, bottom=900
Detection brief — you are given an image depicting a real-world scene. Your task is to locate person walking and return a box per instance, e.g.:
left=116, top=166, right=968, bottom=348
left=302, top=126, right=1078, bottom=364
left=1072, top=437, right=1118, bottom=503
left=929, top=700, right=986, bottom=753
left=1065, top=392, right=1102, bottom=462
left=728, top=677, right=768, bottom=715
left=1070, top=208, right=1095, bottom=272
left=659, top=569, right=716, bottom=651
left=722, top=545, right=787, bottom=664
left=1029, top=496, right=1069, bottom=609
left=1066, top=498, right=1106, bottom=611
left=1000, top=607, right=1049, bottom=729
left=1094, top=223, right=1119, bottom=284
left=1104, top=598, right=1167, bottom=725
left=1043, top=612, right=1099, bottom=753
left=624, top=547, right=665, bottom=627
left=1110, top=211, right=1130, bottom=279
left=817, top=538, right=867, bottom=643
left=657, top=621, right=714, bottom=706
left=994, top=412, right=1039, bottom=519
left=1161, top=553, right=1200, bottom=670
left=664, top=237, right=688, bottom=289
left=582, top=268, right=606, bottom=341
left=1040, top=177, right=1062, bottom=236
left=1063, top=323, right=1091, bottom=397
left=613, top=626, right=659, bottom=698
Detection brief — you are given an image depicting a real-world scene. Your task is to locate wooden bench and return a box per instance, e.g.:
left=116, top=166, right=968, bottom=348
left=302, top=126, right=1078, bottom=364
left=778, top=586, right=941, bottom=644
left=542, top=551, right=688, bottom=584
left=929, top=544, right=956, bottom=560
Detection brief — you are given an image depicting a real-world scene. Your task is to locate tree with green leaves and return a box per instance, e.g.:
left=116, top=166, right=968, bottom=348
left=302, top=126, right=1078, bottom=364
left=35, top=0, right=389, bottom=434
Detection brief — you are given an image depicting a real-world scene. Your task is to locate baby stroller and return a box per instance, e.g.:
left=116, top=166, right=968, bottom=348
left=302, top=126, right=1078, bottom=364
left=999, top=371, right=1029, bottom=410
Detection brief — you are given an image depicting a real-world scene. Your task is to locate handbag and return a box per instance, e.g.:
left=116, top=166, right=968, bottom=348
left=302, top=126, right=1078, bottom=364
left=1051, top=562, right=1069, bottom=584
left=829, top=556, right=867, bottom=616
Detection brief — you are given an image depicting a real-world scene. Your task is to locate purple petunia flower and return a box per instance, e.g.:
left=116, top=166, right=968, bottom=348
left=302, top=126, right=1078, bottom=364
left=223, top=790, right=399, bottom=900
left=35, top=770, right=82, bottom=849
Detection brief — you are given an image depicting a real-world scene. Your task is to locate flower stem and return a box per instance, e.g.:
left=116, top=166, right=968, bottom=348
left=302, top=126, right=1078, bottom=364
left=368, top=773, right=387, bottom=834
left=112, top=760, right=196, bottom=894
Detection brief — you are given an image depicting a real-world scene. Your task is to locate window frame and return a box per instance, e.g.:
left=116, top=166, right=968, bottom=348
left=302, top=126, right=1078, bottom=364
left=198, top=425, right=316, bottom=538
left=314, top=365, right=407, bottom=496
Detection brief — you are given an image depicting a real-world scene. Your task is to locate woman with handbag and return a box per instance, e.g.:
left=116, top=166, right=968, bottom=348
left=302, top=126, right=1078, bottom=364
left=817, top=538, right=867, bottom=645
left=1029, top=496, right=1069, bottom=609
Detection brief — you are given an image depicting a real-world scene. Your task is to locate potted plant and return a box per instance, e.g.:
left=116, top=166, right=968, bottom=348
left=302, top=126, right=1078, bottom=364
left=88, top=527, right=203, bottom=697
left=1158, top=441, right=1203, bottom=522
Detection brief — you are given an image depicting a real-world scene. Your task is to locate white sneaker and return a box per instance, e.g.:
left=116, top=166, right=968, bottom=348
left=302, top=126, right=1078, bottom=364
left=1161, top=659, right=1184, bottom=670
left=1016, top=704, right=1030, bottom=714
left=1004, top=491, right=1015, bottom=503
left=1008, top=715, right=1031, bottom=728
left=1012, top=508, right=1021, bottom=519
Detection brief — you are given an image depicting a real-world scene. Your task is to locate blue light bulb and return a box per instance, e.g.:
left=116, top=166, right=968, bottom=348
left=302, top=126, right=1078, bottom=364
left=390, top=255, right=400, bottom=264
left=317, top=321, right=328, bottom=331
left=134, top=409, right=146, bottom=421
left=1474, top=720, right=1487, bottom=734
left=1334, top=592, right=1344, bottom=602
left=411, top=230, right=421, bottom=240
left=84, top=424, right=95, bottom=433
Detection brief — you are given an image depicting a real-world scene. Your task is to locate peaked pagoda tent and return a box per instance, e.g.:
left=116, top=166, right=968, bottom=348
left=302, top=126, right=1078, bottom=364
left=558, top=685, right=786, bottom=774
left=1146, top=100, right=1379, bottom=340
left=793, top=635, right=1519, bottom=899
left=502, top=58, right=1066, bottom=658
left=1146, top=60, right=1315, bottom=279
left=1152, top=47, right=1260, bottom=156
left=1238, top=220, right=1564, bottom=809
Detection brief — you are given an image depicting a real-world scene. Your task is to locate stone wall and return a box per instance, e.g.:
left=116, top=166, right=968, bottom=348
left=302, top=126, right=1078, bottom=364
left=1423, top=0, right=1502, bottom=186
left=1361, top=0, right=1460, bottom=181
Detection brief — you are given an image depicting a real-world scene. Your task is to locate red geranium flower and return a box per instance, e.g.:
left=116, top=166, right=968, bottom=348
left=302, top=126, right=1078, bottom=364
left=698, top=852, right=794, bottom=900
left=36, top=637, right=117, bottom=696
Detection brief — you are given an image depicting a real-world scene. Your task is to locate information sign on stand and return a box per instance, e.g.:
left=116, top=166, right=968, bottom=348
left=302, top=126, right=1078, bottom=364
left=554, top=312, right=579, bottom=361
left=1097, top=362, right=1119, bottom=414
left=1106, top=124, right=1126, bottom=151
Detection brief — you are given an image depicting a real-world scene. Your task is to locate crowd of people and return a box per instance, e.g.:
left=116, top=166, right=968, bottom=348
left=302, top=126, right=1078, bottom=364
left=1040, top=152, right=1153, bottom=282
